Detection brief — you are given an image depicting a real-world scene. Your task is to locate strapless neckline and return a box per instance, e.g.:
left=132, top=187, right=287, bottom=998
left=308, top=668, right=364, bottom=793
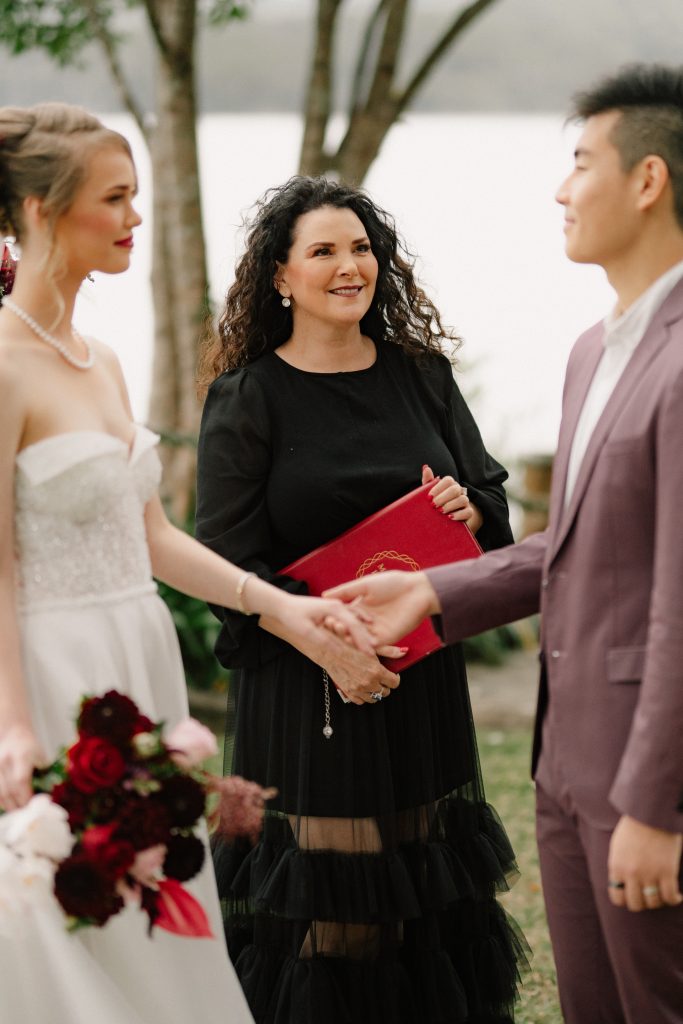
left=17, top=424, right=157, bottom=461
left=15, top=425, right=160, bottom=485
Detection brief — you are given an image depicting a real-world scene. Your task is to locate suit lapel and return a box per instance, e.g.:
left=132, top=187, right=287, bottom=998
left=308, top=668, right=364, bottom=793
left=549, top=279, right=683, bottom=565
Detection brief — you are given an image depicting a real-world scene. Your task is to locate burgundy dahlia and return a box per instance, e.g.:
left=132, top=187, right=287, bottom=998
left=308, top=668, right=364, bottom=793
left=78, top=691, right=140, bottom=747
left=54, top=853, right=124, bottom=926
left=163, top=833, right=205, bottom=882
left=114, top=798, right=171, bottom=850
left=156, top=775, right=206, bottom=829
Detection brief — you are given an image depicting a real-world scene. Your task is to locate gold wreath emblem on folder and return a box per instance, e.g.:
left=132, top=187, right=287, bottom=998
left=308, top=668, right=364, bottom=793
left=356, top=550, right=421, bottom=578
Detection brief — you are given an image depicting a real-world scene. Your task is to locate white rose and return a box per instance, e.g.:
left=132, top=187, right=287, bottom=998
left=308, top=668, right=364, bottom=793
left=1, top=795, right=73, bottom=860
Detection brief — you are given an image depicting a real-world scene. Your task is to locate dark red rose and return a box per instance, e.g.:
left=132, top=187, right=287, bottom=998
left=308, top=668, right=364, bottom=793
left=156, top=775, right=206, bottom=829
left=113, top=798, right=171, bottom=850
left=54, top=853, right=124, bottom=925
left=81, top=824, right=135, bottom=880
left=163, top=833, right=205, bottom=882
left=68, top=737, right=126, bottom=794
left=78, top=691, right=140, bottom=747
left=51, top=781, right=90, bottom=829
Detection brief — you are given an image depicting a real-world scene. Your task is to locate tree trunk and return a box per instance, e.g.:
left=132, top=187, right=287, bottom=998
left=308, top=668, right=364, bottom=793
left=146, top=0, right=208, bottom=523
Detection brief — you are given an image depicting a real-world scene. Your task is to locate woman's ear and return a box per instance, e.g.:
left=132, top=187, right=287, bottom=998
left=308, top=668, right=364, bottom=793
left=274, top=262, right=289, bottom=298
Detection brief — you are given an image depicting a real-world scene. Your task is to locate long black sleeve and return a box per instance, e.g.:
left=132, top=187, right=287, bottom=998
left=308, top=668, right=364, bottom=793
left=195, top=369, right=307, bottom=669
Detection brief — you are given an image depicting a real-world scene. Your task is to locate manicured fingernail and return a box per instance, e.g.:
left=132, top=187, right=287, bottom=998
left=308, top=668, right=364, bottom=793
left=399, top=646, right=409, bottom=653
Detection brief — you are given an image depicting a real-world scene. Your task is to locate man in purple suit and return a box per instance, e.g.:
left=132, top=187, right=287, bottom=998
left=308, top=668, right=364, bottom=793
left=328, top=65, right=683, bottom=1023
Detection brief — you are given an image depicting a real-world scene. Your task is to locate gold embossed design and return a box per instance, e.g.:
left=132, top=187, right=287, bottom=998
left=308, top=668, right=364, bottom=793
left=356, top=550, right=421, bottom=578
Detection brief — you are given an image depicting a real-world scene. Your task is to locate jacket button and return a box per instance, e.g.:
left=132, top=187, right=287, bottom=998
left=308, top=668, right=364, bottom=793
left=551, top=650, right=561, bottom=659
left=541, top=577, right=549, bottom=589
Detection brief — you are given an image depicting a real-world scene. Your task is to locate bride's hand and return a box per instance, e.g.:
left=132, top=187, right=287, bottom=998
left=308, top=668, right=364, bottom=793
left=324, top=570, right=440, bottom=648
left=0, top=722, right=44, bottom=812
left=272, top=593, right=377, bottom=659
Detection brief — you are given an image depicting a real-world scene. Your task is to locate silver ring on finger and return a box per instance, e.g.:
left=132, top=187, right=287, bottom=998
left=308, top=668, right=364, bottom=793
left=642, top=885, right=659, bottom=897
left=370, top=691, right=383, bottom=702
left=607, top=879, right=625, bottom=890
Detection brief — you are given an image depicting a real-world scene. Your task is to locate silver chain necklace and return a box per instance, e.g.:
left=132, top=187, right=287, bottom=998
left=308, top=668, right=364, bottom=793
left=3, top=297, right=94, bottom=370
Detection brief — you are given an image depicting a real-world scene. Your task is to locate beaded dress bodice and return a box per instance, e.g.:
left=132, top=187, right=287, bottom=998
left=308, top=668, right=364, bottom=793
left=14, top=426, right=162, bottom=611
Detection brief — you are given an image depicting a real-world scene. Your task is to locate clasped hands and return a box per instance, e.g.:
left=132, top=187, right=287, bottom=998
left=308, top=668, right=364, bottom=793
left=311, top=467, right=466, bottom=704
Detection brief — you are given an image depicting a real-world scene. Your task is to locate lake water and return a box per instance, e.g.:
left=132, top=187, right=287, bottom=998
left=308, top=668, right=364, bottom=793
left=74, top=112, right=613, bottom=461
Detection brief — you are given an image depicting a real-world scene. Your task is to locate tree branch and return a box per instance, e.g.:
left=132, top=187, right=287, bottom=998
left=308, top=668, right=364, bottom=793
left=348, top=0, right=387, bottom=115
left=363, top=0, right=409, bottom=113
left=298, top=0, right=344, bottom=175
left=140, top=0, right=172, bottom=62
left=396, top=0, right=501, bottom=116
left=81, top=0, right=147, bottom=138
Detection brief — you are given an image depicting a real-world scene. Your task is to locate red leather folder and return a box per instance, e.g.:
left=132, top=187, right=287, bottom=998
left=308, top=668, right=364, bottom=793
left=282, top=481, right=482, bottom=673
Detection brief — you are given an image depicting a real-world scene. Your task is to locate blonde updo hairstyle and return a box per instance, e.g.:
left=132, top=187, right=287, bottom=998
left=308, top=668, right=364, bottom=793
left=0, top=102, right=133, bottom=296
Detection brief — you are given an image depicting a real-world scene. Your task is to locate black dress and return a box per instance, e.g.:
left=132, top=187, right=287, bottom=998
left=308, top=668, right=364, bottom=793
left=196, top=340, right=527, bottom=1024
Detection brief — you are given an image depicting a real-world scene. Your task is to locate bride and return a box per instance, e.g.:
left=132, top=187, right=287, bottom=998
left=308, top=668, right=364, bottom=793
left=0, top=102, right=373, bottom=1024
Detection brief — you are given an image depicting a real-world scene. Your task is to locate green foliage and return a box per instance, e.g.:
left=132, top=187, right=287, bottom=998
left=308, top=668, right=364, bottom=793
left=463, top=622, right=524, bottom=666
left=206, top=0, right=252, bottom=26
left=0, top=0, right=97, bottom=63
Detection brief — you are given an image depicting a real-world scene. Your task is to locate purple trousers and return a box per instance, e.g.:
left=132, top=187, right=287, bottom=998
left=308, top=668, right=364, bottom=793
left=535, top=782, right=683, bottom=1023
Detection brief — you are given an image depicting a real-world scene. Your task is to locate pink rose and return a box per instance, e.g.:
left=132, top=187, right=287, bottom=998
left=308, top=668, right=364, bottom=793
left=130, top=844, right=167, bottom=887
left=165, top=719, right=217, bottom=768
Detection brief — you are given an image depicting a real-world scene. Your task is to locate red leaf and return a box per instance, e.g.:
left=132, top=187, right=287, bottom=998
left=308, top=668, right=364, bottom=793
left=153, top=878, right=214, bottom=939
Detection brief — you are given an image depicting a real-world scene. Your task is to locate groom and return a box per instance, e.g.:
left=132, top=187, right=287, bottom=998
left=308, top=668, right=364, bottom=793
left=329, top=64, right=683, bottom=1023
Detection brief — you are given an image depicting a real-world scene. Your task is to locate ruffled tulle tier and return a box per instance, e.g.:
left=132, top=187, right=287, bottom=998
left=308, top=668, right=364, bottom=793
left=214, top=796, right=517, bottom=926
left=227, top=903, right=525, bottom=1024
left=213, top=793, right=528, bottom=1023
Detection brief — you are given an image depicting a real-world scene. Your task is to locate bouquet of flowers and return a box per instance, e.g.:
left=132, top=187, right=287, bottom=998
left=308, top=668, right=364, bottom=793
left=0, top=691, right=272, bottom=938
left=0, top=240, right=17, bottom=303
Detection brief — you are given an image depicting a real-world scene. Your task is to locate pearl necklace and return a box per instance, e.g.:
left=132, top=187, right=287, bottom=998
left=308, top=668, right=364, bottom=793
left=3, top=297, right=94, bottom=370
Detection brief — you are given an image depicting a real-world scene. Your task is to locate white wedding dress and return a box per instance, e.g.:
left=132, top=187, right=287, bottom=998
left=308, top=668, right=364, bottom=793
left=1, top=425, right=253, bottom=1024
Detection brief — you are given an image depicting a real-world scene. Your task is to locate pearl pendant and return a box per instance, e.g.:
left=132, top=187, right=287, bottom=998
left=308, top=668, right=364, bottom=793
left=323, top=725, right=333, bottom=739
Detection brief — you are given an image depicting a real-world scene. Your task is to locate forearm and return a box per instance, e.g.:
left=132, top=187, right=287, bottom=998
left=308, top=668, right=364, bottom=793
left=428, top=530, right=545, bottom=643
left=0, top=584, right=33, bottom=735
left=147, top=514, right=289, bottom=623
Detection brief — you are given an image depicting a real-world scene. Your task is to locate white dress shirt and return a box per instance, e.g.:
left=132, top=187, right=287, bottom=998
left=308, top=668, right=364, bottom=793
left=564, top=259, right=683, bottom=506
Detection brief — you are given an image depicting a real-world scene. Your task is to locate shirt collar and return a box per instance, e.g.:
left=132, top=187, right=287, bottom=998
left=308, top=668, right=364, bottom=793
left=603, top=258, right=683, bottom=352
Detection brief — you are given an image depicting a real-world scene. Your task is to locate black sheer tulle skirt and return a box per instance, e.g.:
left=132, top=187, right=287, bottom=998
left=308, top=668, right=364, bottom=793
left=213, top=645, right=529, bottom=1023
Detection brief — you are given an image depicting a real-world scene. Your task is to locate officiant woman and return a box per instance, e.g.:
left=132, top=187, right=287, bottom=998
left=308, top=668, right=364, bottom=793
left=195, top=175, right=527, bottom=1024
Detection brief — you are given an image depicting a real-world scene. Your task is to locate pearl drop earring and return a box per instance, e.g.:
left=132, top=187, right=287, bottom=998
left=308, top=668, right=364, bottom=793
left=281, top=296, right=291, bottom=308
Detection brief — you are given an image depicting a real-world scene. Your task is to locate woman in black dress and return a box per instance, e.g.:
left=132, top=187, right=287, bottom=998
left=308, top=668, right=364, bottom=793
left=195, top=177, right=527, bottom=1023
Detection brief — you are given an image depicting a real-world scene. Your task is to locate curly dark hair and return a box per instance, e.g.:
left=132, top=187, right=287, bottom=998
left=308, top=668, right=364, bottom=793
left=197, top=176, right=459, bottom=393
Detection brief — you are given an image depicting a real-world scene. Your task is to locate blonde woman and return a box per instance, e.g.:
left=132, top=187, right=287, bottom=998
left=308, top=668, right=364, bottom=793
left=0, top=103, right=370, bottom=1024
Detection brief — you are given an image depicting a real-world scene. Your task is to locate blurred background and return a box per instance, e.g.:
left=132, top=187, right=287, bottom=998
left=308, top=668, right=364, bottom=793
left=5, top=0, right=683, bottom=472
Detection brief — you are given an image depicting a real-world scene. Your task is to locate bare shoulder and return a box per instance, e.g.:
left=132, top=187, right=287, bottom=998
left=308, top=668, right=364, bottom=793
left=0, top=342, right=28, bottom=457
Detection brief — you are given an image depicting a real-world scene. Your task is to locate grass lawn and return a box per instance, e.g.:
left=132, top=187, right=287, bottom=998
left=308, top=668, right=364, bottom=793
left=478, top=728, right=563, bottom=1024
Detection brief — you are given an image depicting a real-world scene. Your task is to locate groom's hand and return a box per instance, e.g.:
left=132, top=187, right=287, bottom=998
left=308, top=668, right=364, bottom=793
left=324, top=570, right=440, bottom=648
left=607, top=814, right=683, bottom=911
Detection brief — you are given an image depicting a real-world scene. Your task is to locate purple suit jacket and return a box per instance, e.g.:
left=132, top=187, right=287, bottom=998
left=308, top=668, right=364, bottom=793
left=428, top=279, right=683, bottom=833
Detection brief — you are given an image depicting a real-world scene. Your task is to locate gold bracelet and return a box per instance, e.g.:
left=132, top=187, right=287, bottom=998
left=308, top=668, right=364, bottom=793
left=235, top=570, right=256, bottom=615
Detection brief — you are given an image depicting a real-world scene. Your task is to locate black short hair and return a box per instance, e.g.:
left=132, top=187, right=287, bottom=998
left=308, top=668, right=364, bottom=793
left=571, top=64, right=683, bottom=229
